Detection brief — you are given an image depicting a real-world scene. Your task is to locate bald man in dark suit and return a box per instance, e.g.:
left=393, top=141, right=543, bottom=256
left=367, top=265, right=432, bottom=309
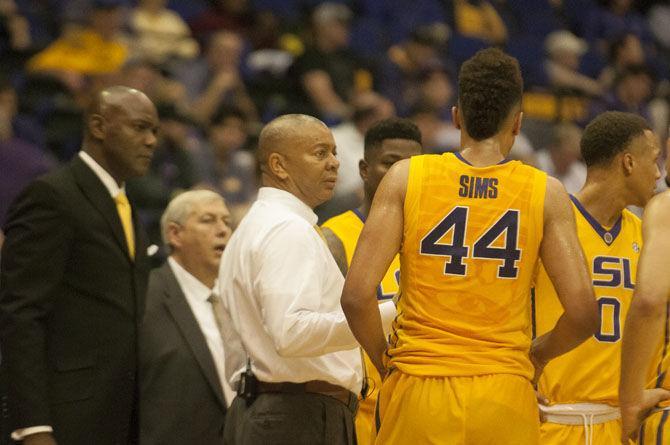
left=0, top=86, right=159, bottom=445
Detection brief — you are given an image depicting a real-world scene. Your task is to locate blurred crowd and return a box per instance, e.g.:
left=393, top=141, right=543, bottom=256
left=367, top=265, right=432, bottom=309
left=2, top=0, right=670, bottom=247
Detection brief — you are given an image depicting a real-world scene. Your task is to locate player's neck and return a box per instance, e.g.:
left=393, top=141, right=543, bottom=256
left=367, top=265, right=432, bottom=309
left=458, top=139, right=508, bottom=166
left=574, top=182, right=626, bottom=228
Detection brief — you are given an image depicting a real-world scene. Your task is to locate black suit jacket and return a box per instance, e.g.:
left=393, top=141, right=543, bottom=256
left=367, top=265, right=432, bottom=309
left=0, top=156, right=150, bottom=444
left=139, top=262, right=227, bottom=445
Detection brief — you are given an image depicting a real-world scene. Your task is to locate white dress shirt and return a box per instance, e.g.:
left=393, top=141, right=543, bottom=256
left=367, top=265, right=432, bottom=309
left=12, top=151, right=125, bottom=441
left=168, top=257, right=236, bottom=406
left=218, top=187, right=396, bottom=394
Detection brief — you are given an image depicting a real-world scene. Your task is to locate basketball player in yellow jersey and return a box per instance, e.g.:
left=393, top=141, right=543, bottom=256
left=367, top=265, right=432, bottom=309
left=534, top=112, right=661, bottom=445
left=341, top=47, right=599, bottom=445
left=321, top=118, right=423, bottom=445
left=620, top=137, right=670, bottom=445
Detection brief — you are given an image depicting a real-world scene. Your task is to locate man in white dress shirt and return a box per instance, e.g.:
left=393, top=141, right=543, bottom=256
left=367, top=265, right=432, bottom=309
left=219, top=114, right=396, bottom=444
left=139, top=189, right=234, bottom=444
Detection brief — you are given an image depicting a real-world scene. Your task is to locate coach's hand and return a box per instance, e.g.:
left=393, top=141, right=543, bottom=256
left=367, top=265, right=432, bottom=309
left=621, top=388, right=670, bottom=444
left=22, top=432, right=57, bottom=445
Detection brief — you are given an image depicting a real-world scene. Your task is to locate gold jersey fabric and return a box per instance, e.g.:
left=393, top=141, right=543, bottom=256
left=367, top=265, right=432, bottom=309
left=321, top=209, right=401, bottom=445
left=535, top=199, right=642, bottom=406
left=388, top=152, right=547, bottom=379
left=321, top=209, right=401, bottom=300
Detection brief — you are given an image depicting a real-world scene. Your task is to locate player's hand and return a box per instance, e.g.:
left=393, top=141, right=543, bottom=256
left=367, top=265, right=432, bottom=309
left=22, top=432, right=58, bottom=445
left=529, top=348, right=547, bottom=386
left=536, top=392, right=549, bottom=422
left=620, top=388, right=670, bottom=443
left=372, top=351, right=386, bottom=379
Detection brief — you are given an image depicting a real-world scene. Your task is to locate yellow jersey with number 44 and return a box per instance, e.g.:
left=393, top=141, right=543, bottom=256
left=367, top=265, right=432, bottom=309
left=535, top=199, right=642, bottom=405
left=388, top=152, right=547, bottom=379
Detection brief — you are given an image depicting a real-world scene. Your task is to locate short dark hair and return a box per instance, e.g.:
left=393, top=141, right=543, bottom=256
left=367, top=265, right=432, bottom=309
left=364, top=118, right=422, bottom=157
left=581, top=111, right=650, bottom=167
left=457, top=48, right=523, bottom=140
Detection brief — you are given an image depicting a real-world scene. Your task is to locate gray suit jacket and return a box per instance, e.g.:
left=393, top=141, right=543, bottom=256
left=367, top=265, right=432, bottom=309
left=139, top=263, right=227, bottom=445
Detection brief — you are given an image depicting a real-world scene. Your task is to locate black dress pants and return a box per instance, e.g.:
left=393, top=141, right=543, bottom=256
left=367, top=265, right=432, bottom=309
left=224, top=392, right=357, bottom=445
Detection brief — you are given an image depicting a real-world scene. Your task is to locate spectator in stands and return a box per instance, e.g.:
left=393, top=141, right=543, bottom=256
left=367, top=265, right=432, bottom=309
left=544, top=30, right=604, bottom=97
left=416, top=63, right=455, bottom=121
left=648, top=3, right=670, bottom=59
left=117, top=59, right=188, bottom=106
left=27, top=0, right=128, bottom=90
left=0, top=0, right=30, bottom=53
left=199, top=106, right=257, bottom=225
left=0, top=81, right=55, bottom=227
left=178, top=30, right=257, bottom=125
left=536, top=122, right=586, bottom=193
left=129, top=0, right=199, bottom=66
left=189, top=0, right=254, bottom=44
left=599, top=32, right=646, bottom=89
left=379, top=24, right=450, bottom=117
left=288, top=2, right=369, bottom=125
left=317, top=91, right=395, bottom=221
left=452, top=0, right=508, bottom=46
left=140, top=190, right=232, bottom=445
left=585, top=0, right=654, bottom=53
left=591, top=64, right=655, bottom=123
left=409, top=102, right=459, bottom=154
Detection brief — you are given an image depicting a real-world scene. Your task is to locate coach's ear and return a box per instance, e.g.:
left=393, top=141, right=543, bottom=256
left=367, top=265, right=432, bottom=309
left=89, top=113, right=106, bottom=140
left=268, top=152, right=290, bottom=180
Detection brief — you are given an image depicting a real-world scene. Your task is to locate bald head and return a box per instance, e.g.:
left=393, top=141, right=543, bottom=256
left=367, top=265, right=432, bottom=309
left=258, top=114, right=328, bottom=166
left=257, top=114, right=339, bottom=208
left=86, top=86, right=155, bottom=132
left=84, top=85, right=159, bottom=184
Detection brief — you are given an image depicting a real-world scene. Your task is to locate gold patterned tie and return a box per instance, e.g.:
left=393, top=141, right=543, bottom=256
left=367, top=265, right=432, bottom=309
left=114, top=192, right=135, bottom=259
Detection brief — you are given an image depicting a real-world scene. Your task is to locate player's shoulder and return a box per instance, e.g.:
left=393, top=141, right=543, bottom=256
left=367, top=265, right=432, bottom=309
left=621, top=207, right=642, bottom=227
left=642, top=190, right=670, bottom=225
left=516, top=160, right=548, bottom=179
left=321, top=209, right=360, bottom=232
left=647, top=190, right=670, bottom=210
left=407, top=153, right=446, bottom=170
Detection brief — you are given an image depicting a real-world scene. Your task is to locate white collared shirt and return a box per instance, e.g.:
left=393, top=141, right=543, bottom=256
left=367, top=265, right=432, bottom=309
left=218, top=187, right=396, bottom=394
left=12, top=151, right=128, bottom=441
left=167, top=257, right=235, bottom=406
left=78, top=151, right=125, bottom=198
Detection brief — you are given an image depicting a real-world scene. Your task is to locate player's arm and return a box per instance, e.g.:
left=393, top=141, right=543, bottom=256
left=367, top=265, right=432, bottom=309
left=321, top=227, right=348, bottom=276
left=341, top=160, right=407, bottom=376
left=531, top=177, right=599, bottom=379
left=620, top=192, right=670, bottom=443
